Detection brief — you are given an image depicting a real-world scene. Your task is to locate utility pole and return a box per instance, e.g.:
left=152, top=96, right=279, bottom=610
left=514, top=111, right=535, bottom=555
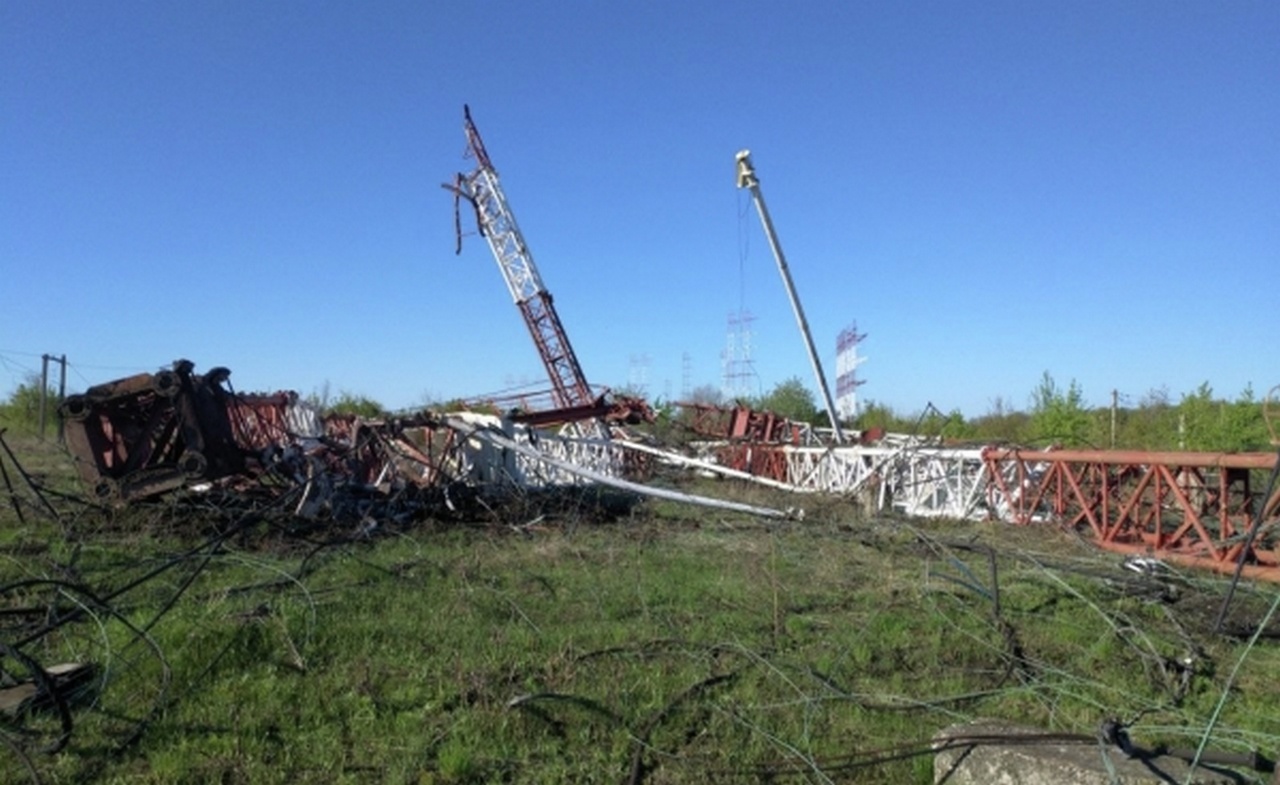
left=38, top=355, right=49, bottom=440
left=735, top=150, right=845, bottom=444
left=56, top=354, right=67, bottom=444
left=37, top=354, right=68, bottom=442
left=1110, top=389, right=1118, bottom=449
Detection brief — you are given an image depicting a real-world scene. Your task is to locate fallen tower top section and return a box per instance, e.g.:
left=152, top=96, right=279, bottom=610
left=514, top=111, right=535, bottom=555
left=444, top=105, right=595, bottom=413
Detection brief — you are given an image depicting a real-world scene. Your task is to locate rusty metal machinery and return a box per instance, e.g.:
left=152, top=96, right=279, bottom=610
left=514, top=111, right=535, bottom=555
left=57, top=362, right=455, bottom=507
left=52, top=360, right=647, bottom=511
left=59, top=360, right=245, bottom=503
left=445, top=106, right=595, bottom=413
left=676, top=401, right=810, bottom=444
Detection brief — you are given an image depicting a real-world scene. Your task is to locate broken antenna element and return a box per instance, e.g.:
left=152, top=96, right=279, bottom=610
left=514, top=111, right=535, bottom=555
left=443, top=105, right=596, bottom=414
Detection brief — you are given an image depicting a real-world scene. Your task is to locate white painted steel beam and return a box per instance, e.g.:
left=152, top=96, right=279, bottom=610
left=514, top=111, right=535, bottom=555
left=777, top=443, right=990, bottom=519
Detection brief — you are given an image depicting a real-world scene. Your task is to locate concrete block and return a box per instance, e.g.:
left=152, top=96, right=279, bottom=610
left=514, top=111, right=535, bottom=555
left=934, top=720, right=1245, bottom=784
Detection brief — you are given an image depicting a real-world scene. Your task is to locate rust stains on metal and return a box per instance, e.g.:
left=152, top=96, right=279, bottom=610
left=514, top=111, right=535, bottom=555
left=59, top=360, right=244, bottom=503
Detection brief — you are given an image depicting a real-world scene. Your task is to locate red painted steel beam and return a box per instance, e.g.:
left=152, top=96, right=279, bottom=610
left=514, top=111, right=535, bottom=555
left=509, top=397, right=610, bottom=428
left=675, top=402, right=804, bottom=444
left=517, top=291, right=594, bottom=410
left=985, top=448, right=1276, bottom=470
left=718, top=443, right=789, bottom=482
left=982, top=447, right=1280, bottom=581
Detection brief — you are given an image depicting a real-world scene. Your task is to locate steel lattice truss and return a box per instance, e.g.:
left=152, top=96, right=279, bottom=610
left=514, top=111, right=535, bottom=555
left=703, top=439, right=1279, bottom=579
left=732, top=443, right=993, bottom=520
left=450, top=106, right=594, bottom=411
left=47, top=359, right=1280, bottom=582
left=983, top=448, right=1280, bottom=580
left=446, top=413, right=622, bottom=486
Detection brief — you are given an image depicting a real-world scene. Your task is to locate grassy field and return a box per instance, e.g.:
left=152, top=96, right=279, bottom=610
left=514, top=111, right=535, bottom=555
left=2, top=433, right=1280, bottom=783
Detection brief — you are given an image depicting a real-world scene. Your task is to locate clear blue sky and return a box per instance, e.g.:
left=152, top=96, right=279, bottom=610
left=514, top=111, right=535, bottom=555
left=3, top=2, right=1276, bottom=417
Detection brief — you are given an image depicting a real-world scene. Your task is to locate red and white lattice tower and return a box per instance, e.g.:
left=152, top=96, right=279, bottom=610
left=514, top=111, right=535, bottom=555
left=835, top=323, right=867, bottom=421
left=447, top=105, right=594, bottom=411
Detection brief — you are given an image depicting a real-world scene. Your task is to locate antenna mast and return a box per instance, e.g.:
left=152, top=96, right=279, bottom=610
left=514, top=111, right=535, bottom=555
left=447, top=106, right=594, bottom=411
left=735, top=150, right=845, bottom=443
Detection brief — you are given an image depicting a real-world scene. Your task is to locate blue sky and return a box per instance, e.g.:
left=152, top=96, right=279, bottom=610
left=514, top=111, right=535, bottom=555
left=3, top=2, right=1276, bottom=418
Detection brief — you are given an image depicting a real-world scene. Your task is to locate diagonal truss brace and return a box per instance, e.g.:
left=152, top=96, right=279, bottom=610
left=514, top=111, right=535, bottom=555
left=445, top=106, right=594, bottom=411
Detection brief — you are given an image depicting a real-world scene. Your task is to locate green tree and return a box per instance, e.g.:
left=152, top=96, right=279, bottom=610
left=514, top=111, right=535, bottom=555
left=1177, top=382, right=1217, bottom=451
left=857, top=399, right=902, bottom=433
left=1116, top=387, right=1177, bottom=450
left=970, top=396, right=1031, bottom=444
left=903, top=403, right=975, bottom=441
left=0, top=374, right=57, bottom=432
left=1177, top=382, right=1269, bottom=452
left=757, top=377, right=820, bottom=424
left=686, top=384, right=724, bottom=407
left=1028, top=371, right=1091, bottom=447
left=1224, top=385, right=1270, bottom=451
left=326, top=391, right=386, bottom=418
left=939, top=407, right=977, bottom=441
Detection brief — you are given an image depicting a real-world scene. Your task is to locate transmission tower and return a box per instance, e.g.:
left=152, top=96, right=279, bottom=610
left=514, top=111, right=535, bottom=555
left=835, top=322, right=867, bottom=421
left=722, top=310, right=759, bottom=401
left=627, top=353, right=651, bottom=397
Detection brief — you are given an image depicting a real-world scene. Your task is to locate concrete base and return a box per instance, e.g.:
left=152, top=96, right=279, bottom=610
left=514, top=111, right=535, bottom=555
left=934, top=720, right=1244, bottom=785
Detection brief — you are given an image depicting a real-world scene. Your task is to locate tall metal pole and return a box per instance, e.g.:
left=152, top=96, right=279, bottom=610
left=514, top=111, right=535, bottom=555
left=38, top=354, right=49, bottom=440
left=56, top=354, right=67, bottom=444
left=735, top=150, right=845, bottom=444
left=1110, top=389, right=1118, bottom=449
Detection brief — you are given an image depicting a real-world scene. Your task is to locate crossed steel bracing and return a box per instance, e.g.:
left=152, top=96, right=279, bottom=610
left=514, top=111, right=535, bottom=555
left=689, top=437, right=1279, bottom=580
left=983, top=448, right=1280, bottom=580
left=451, top=106, right=594, bottom=411
left=48, top=356, right=1280, bottom=582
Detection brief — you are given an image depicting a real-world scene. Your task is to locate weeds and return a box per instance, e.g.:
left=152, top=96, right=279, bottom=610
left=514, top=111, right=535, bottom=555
left=1, top=437, right=1279, bottom=783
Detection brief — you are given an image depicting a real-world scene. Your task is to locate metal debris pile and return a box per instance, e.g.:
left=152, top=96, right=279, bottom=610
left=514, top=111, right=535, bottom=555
left=45, top=360, right=786, bottom=528
left=2, top=361, right=1279, bottom=784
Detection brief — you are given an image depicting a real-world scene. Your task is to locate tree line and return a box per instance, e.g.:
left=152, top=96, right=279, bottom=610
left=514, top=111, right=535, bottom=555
left=678, top=371, right=1277, bottom=453
left=5, top=370, right=1276, bottom=453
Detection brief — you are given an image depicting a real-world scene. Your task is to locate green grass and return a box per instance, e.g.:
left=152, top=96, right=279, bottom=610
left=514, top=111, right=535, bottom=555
left=2, top=436, right=1280, bottom=783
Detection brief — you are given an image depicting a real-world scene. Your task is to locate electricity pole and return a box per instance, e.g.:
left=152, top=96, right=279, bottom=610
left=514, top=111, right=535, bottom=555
left=38, top=354, right=67, bottom=442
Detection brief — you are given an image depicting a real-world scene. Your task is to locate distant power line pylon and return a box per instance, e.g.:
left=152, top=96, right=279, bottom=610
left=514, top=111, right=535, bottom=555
left=627, top=354, right=651, bottom=397
left=722, top=310, right=759, bottom=401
